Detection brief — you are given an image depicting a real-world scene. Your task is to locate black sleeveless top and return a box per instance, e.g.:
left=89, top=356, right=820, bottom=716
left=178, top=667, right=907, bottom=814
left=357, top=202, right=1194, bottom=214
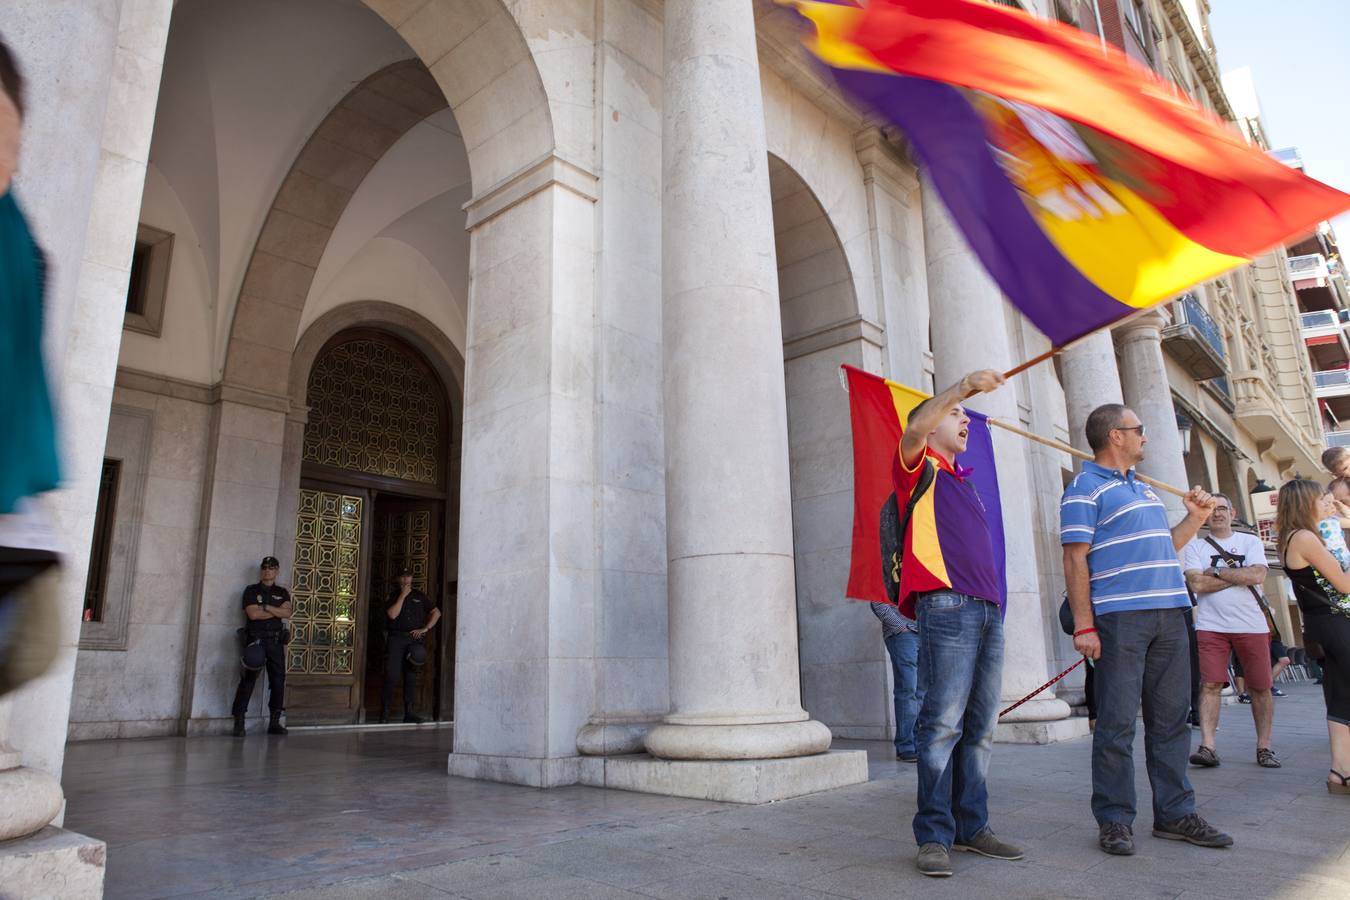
left=1284, top=564, right=1338, bottom=618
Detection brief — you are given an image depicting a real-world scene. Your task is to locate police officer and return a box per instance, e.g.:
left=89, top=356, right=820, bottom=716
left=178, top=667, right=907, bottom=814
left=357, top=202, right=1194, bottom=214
left=381, top=566, right=439, bottom=723
left=232, top=556, right=291, bottom=736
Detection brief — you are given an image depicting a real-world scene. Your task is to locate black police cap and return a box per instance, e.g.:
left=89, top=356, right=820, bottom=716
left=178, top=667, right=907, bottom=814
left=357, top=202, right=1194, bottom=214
left=261, top=556, right=280, bottom=569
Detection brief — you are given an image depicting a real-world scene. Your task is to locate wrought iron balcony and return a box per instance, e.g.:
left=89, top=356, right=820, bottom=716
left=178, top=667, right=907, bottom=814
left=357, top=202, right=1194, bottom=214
left=1161, top=293, right=1226, bottom=380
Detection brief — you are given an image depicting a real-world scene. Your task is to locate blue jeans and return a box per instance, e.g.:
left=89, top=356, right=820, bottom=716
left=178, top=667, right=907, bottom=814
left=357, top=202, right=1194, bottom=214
left=1091, top=607, right=1195, bottom=827
left=884, top=630, right=923, bottom=755
left=912, top=592, right=1004, bottom=848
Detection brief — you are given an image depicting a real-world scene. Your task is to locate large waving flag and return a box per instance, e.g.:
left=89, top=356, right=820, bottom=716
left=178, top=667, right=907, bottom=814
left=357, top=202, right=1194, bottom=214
left=788, top=0, right=1350, bottom=347
left=844, top=365, right=1006, bottom=607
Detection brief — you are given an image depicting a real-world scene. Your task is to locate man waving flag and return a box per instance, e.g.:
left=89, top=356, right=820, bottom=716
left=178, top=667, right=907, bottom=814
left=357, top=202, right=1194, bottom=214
left=785, top=0, right=1350, bottom=347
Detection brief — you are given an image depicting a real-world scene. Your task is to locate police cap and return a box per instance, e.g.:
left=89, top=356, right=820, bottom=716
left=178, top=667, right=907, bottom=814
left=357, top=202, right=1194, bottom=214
left=241, top=641, right=267, bottom=671
left=405, top=641, right=428, bottom=667
left=260, top=556, right=280, bottom=570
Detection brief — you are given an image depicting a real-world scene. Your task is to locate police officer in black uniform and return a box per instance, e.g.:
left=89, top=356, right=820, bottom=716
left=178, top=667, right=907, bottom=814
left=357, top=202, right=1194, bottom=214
left=232, top=556, right=291, bottom=736
left=381, top=566, right=439, bottom=723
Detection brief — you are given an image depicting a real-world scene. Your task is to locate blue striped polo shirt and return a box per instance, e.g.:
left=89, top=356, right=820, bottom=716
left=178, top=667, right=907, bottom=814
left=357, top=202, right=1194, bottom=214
left=1059, top=461, right=1189, bottom=615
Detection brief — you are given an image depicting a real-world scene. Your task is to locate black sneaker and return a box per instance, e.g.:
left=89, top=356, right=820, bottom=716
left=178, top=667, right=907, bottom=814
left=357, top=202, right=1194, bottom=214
left=897, top=752, right=918, bottom=763
left=232, top=715, right=245, bottom=737
left=267, top=713, right=288, bottom=736
left=1271, top=687, right=1287, bottom=697
left=1152, top=814, right=1232, bottom=848
left=1237, top=693, right=1252, bottom=704
left=1099, top=821, right=1135, bottom=856
left=403, top=712, right=425, bottom=724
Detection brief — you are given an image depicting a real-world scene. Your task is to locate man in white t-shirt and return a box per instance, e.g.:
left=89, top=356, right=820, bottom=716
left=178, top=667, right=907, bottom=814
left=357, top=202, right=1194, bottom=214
left=1181, top=493, right=1279, bottom=769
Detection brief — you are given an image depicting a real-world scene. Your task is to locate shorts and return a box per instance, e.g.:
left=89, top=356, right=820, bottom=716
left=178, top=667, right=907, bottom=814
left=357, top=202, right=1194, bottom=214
left=1269, top=638, right=1290, bottom=664
left=1198, top=630, right=1272, bottom=691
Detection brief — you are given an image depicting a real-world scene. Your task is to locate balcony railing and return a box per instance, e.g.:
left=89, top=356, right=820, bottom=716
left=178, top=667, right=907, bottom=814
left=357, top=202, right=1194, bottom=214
left=1301, top=309, right=1342, bottom=330
left=1315, top=370, right=1350, bottom=389
left=1290, top=253, right=1330, bottom=285
left=1161, top=293, right=1227, bottom=380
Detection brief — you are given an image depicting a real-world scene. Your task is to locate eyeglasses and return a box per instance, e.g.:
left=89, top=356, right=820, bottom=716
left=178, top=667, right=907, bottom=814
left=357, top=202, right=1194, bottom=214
left=1112, top=424, right=1146, bottom=437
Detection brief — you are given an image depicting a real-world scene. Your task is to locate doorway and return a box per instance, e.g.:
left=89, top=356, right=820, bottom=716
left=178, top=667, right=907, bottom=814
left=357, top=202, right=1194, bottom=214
left=363, top=494, right=445, bottom=721
left=284, top=328, right=454, bottom=726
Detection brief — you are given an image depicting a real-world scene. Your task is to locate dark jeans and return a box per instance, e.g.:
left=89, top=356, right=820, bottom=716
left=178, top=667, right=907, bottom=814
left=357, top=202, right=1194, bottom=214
left=884, top=630, right=923, bottom=755
left=912, top=592, right=1004, bottom=848
left=1092, top=608, right=1196, bottom=828
left=232, top=634, right=285, bottom=715
left=383, top=631, right=420, bottom=715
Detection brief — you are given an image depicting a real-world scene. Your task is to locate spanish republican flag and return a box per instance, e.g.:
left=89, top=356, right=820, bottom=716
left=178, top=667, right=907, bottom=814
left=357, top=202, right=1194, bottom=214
left=786, top=0, right=1350, bottom=347
left=844, top=366, right=1005, bottom=606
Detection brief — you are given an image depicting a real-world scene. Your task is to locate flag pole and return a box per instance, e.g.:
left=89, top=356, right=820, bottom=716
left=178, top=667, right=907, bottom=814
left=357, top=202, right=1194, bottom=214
left=984, top=415, right=1189, bottom=499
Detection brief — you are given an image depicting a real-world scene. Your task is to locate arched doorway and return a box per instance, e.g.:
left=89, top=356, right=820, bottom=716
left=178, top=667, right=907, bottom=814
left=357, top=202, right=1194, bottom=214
left=768, top=154, right=885, bottom=738
left=287, top=329, right=453, bottom=724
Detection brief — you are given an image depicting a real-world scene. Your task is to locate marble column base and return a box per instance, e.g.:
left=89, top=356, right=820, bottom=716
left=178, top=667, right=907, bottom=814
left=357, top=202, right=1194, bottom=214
left=447, top=752, right=585, bottom=789
left=579, top=749, right=870, bottom=804
left=576, top=721, right=654, bottom=756
left=0, top=826, right=106, bottom=899
left=995, top=717, right=1091, bottom=744
left=644, top=719, right=832, bottom=760
left=996, top=696, right=1073, bottom=724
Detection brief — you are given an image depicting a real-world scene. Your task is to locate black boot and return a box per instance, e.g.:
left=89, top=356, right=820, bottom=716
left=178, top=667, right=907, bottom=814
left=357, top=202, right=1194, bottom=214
left=268, top=711, right=288, bottom=735
left=403, top=711, right=424, bottom=724
left=233, top=714, right=246, bottom=737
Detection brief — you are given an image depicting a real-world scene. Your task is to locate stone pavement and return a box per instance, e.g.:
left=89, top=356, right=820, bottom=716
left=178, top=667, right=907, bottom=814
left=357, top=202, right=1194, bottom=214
left=62, top=682, right=1349, bottom=899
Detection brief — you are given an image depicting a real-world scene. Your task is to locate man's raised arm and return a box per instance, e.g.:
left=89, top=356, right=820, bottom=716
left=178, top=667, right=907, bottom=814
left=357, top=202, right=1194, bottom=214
left=899, top=369, right=1006, bottom=470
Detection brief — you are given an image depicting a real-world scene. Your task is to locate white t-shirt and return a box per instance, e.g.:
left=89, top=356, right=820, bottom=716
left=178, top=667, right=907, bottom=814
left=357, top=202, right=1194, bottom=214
left=1181, top=531, right=1269, bottom=634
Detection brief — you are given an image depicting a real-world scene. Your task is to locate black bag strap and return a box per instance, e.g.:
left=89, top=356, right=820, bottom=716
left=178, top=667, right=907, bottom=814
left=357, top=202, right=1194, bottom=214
left=1202, top=535, right=1269, bottom=612
left=901, top=458, right=938, bottom=549
left=881, top=456, right=938, bottom=599
left=1203, top=534, right=1285, bottom=642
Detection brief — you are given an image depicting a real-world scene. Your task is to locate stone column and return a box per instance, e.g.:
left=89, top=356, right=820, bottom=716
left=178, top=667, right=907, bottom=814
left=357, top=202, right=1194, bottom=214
left=1060, top=332, right=1123, bottom=454
left=1117, top=312, right=1190, bottom=515
left=640, top=0, right=866, bottom=794
left=0, top=0, right=169, bottom=890
left=921, top=183, right=1076, bottom=739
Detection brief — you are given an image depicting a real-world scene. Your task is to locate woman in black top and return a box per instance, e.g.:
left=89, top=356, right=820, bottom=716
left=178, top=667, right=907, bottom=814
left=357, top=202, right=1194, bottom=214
left=1276, top=479, right=1350, bottom=795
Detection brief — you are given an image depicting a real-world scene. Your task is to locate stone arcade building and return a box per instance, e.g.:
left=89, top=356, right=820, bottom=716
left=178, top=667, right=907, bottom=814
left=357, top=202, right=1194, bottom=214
left=0, top=0, right=1319, bottom=891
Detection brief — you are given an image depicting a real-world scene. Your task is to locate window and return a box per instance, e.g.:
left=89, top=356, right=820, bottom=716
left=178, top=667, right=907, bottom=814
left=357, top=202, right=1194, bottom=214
left=82, top=459, right=122, bottom=623
left=124, top=223, right=173, bottom=337
left=1123, top=0, right=1145, bottom=39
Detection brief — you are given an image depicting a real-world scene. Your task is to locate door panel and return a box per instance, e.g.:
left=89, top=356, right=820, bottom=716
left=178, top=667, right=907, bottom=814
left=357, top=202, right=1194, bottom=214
left=287, top=487, right=367, bottom=724
left=365, top=498, right=442, bottom=720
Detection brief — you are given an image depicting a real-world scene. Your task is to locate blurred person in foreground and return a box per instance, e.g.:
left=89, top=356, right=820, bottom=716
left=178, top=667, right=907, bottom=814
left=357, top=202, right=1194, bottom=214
left=0, top=38, right=63, bottom=697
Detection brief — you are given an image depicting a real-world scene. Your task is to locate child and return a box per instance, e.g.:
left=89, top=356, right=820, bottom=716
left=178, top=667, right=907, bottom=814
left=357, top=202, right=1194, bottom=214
left=1323, top=446, right=1350, bottom=481
left=1315, top=486, right=1350, bottom=614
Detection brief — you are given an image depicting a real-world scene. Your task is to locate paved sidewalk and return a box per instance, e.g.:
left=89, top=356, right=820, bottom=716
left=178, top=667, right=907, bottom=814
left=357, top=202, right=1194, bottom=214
left=64, top=682, right=1349, bottom=899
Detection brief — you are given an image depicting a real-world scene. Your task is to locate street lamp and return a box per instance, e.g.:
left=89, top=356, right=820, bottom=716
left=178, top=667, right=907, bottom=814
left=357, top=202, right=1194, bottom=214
left=1176, top=412, right=1194, bottom=456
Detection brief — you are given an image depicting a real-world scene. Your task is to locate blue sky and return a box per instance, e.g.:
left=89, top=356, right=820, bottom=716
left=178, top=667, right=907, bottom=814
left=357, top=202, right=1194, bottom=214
left=1209, top=0, right=1350, bottom=238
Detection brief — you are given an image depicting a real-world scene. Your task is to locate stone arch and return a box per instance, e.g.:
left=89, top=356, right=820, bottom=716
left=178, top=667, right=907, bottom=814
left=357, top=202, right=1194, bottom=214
left=224, top=0, right=557, bottom=399
left=274, top=301, right=466, bottom=584
left=769, top=153, right=861, bottom=341
left=362, top=0, right=555, bottom=191
left=767, top=156, right=883, bottom=740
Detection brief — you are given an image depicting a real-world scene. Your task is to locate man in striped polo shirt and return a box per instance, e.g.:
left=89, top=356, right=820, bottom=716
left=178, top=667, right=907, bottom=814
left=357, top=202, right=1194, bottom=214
left=1061, top=403, right=1233, bottom=857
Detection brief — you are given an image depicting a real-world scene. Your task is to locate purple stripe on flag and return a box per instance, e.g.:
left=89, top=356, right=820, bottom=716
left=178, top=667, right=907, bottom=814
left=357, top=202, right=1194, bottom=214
left=961, top=410, right=1007, bottom=612
left=831, top=67, right=1135, bottom=346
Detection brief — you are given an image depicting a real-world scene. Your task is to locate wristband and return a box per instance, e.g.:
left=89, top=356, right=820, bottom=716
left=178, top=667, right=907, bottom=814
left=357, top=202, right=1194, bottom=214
left=1073, top=627, right=1097, bottom=638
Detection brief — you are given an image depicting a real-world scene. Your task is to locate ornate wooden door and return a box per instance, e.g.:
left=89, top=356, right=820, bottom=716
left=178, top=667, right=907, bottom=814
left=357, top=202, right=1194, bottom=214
left=286, top=486, right=369, bottom=724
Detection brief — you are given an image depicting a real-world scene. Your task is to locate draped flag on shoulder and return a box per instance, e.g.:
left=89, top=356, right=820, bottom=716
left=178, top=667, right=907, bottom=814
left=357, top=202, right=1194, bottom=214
left=786, top=0, right=1350, bottom=347
left=843, top=365, right=1006, bottom=607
